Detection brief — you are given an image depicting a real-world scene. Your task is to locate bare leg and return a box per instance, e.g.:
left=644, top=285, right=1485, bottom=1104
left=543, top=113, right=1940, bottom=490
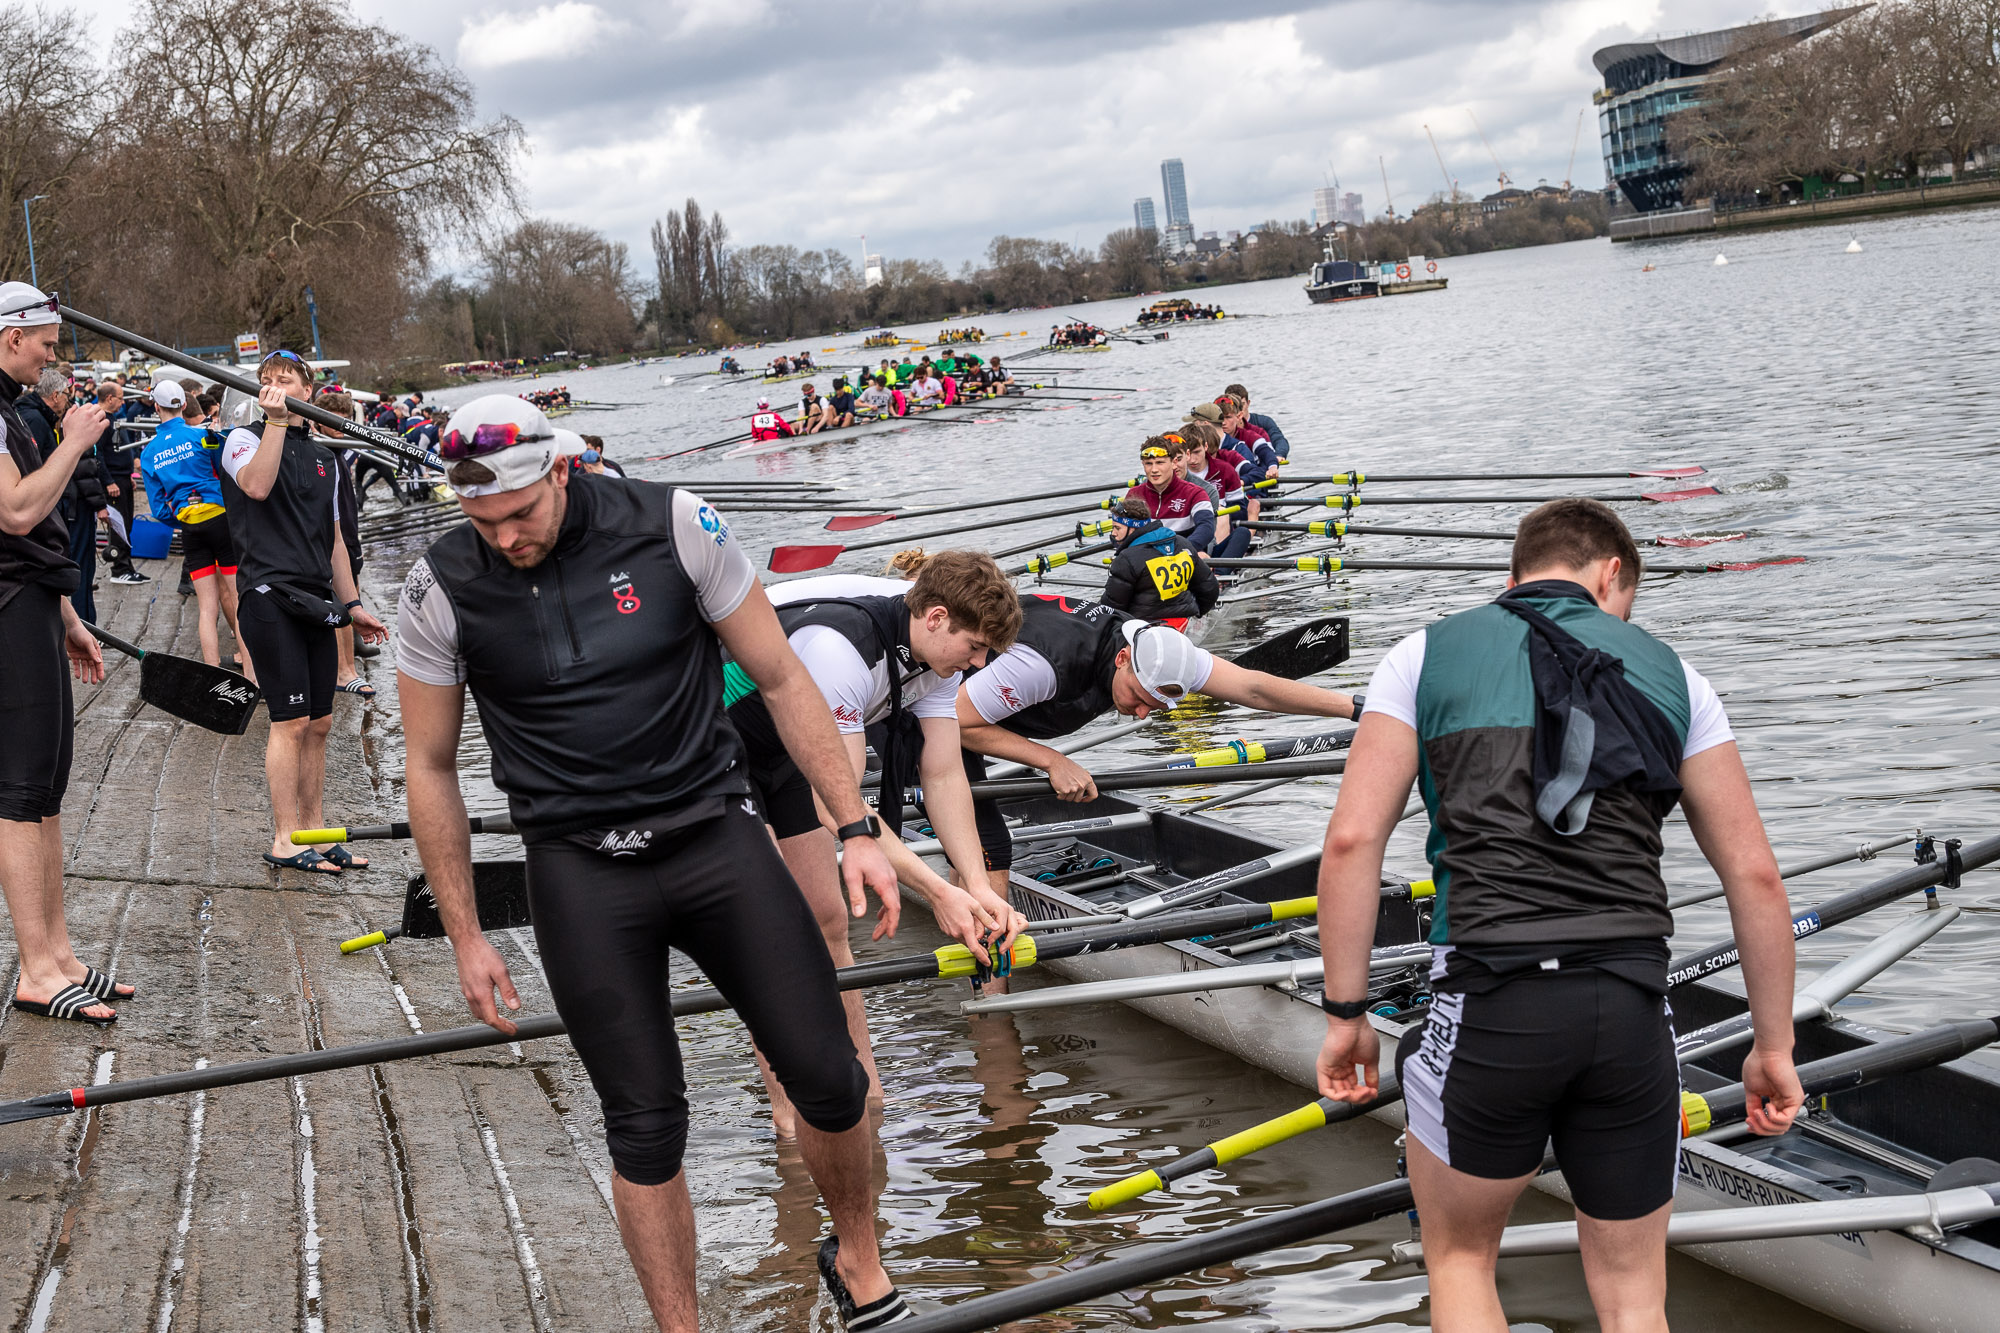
left=192, top=575, right=222, bottom=666
left=610, top=1169, right=698, bottom=1333
left=297, top=714, right=332, bottom=832
left=0, top=817, right=113, bottom=1018
left=265, top=717, right=307, bottom=860
left=335, top=625, right=357, bottom=687
left=796, top=1117, right=894, bottom=1306
left=1406, top=1132, right=1536, bottom=1333
left=219, top=574, right=246, bottom=677
left=1576, top=1202, right=1672, bottom=1333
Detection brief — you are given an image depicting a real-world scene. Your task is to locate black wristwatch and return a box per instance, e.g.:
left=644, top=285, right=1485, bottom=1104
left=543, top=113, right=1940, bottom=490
left=1321, top=995, right=1370, bottom=1020
left=344, top=598, right=363, bottom=611
left=1350, top=693, right=1366, bottom=722
left=835, top=815, right=882, bottom=843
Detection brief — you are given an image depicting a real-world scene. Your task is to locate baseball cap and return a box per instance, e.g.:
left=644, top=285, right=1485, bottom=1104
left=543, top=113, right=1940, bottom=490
left=1183, top=402, right=1224, bottom=424
left=0, top=281, right=61, bottom=328
left=151, top=380, right=187, bottom=412
left=1120, top=620, right=1213, bottom=707
left=756, top=397, right=771, bottom=408
left=439, top=395, right=587, bottom=498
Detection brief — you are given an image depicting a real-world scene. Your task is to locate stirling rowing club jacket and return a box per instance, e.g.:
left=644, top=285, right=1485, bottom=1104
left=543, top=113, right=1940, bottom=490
left=1365, top=584, right=1735, bottom=948
left=1123, top=478, right=1216, bottom=552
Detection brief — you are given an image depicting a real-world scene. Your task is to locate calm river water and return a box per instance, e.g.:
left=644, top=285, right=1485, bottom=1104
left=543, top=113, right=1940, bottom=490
left=365, top=204, right=2000, bottom=1330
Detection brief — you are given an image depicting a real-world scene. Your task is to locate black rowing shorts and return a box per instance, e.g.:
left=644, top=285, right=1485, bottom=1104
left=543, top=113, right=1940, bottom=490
left=725, top=693, right=824, bottom=840
left=0, top=587, right=74, bottom=822
left=1395, top=962, right=1681, bottom=1220
left=960, top=749, right=1014, bottom=870
left=237, top=587, right=335, bottom=722
left=180, top=513, right=237, bottom=579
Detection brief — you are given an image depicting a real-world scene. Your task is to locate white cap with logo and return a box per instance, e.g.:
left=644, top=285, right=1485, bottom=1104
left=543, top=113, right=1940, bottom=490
left=151, top=380, right=187, bottom=412
left=1120, top=620, right=1215, bottom=708
left=0, top=281, right=62, bottom=328
left=439, top=394, right=587, bottom=498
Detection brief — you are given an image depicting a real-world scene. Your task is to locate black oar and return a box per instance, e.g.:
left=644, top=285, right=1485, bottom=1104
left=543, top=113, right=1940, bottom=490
left=0, top=895, right=1318, bottom=1128
left=961, top=753, right=1346, bottom=802
left=340, top=860, right=529, bottom=952
left=1246, top=519, right=1749, bottom=549
left=1006, top=540, right=1117, bottom=577
left=1259, top=488, right=1720, bottom=510
left=292, top=813, right=517, bottom=845
left=823, top=476, right=1135, bottom=532
left=85, top=624, right=262, bottom=734
left=1229, top=615, right=1351, bottom=677
left=1213, top=554, right=1802, bottom=575
left=893, top=1018, right=2000, bottom=1333
left=58, top=305, right=441, bottom=471
left=1287, top=467, right=1706, bottom=484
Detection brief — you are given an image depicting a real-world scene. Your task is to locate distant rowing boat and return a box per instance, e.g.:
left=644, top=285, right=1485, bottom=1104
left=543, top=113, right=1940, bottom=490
left=724, top=399, right=1014, bottom=457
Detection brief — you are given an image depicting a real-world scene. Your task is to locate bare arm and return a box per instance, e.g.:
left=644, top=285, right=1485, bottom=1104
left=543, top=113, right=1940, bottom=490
left=1202, top=657, right=1356, bottom=719
left=1315, top=713, right=1419, bottom=1101
left=955, top=688, right=1099, bottom=802
left=1679, top=740, right=1803, bottom=1135
left=0, top=405, right=103, bottom=534
left=401, top=674, right=520, bottom=1035
left=918, top=715, right=991, bottom=895
left=330, top=530, right=387, bottom=643
left=234, top=387, right=295, bottom=501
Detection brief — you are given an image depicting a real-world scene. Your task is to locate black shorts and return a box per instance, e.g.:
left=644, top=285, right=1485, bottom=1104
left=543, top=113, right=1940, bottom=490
left=1395, top=964, right=1680, bottom=1220
left=180, top=513, right=237, bottom=579
left=961, top=749, right=1014, bottom=871
left=525, top=802, right=866, bottom=1184
left=725, top=694, right=823, bottom=839
left=0, top=587, right=74, bottom=822
left=237, top=587, right=336, bottom=722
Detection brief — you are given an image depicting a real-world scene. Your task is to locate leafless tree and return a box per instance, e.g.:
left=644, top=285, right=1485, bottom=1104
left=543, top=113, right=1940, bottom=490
left=0, top=6, right=106, bottom=283
left=484, top=219, right=637, bottom=358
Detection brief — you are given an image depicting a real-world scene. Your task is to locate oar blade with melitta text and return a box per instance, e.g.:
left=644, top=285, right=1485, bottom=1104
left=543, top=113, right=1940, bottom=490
left=1228, top=616, right=1350, bottom=679
left=141, top=654, right=263, bottom=735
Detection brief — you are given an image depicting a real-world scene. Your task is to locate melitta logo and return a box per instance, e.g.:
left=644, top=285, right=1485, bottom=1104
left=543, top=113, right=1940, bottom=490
left=612, top=582, right=641, bottom=614
left=1295, top=624, right=1342, bottom=649
left=596, top=829, right=653, bottom=856
left=209, top=680, right=257, bottom=705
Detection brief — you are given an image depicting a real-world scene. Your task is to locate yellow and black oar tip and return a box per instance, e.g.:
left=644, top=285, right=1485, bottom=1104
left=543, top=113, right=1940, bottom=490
left=292, top=827, right=348, bottom=845
left=339, top=929, right=390, bottom=955
left=1089, top=1169, right=1166, bottom=1212
left=1680, top=1090, right=1712, bottom=1136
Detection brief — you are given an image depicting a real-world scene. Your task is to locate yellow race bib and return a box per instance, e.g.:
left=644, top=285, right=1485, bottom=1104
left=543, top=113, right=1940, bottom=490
left=1145, top=549, right=1194, bottom=602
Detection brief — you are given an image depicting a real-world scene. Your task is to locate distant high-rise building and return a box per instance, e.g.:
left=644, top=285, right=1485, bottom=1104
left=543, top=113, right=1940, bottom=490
left=1312, top=186, right=1340, bottom=227
left=1160, top=158, right=1191, bottom=229
left=1163, top=222, right=1194, bottom=252
left=864, top=254, right=883, bottom=288
left=1133, top=197, right=1158, bottom=233
left=1339, top=192, right=1364, bottom=226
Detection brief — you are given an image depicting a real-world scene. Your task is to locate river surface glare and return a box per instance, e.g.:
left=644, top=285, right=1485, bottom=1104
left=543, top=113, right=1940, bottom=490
left=376, top=208, right=2000, bottom=1330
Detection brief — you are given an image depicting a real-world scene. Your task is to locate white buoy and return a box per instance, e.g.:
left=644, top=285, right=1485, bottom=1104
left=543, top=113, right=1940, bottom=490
left=1846, top=239, right=1863, bottom=253
left=1713, top=253, right=1729, bottom=266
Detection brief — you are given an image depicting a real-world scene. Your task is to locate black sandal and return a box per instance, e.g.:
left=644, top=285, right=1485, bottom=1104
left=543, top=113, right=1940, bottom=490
left=79, top=966, right=135, bottom=1001
left=13, top=984, right=117, bottom=1027
left=817, top=1236, right=914, bottom=1329
left=322, top=844, right=369, bottom=870
left=263, top=849, right=342, bottom=875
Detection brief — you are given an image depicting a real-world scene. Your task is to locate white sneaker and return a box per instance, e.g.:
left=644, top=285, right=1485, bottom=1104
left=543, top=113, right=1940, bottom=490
left=109, top=571, right=151, bottom=584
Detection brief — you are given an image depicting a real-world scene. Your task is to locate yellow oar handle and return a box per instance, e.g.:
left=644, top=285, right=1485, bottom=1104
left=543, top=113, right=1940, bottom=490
left=1089, top=1169, right=1166, bottom=1211
left=340, top=930, right=389, bottom=954
left=1208, top=1098, right=1334, bottom=1167
left=1409, top=879, right=1436, bottom=900
left=293, top=827, right=348, bottom=845
left=1269, top=895, right=1317, bottom=921
left=934, top=934, right=1042, bottom=980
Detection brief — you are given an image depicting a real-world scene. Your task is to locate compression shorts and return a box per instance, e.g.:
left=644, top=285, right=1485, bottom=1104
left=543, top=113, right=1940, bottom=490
left=180, top=512, right=237, bottom=580
left=237, top=587, right=335, bottom=722
left=1395, top=965, right=1680, bottom=1220
left=0, top=587, right=74, bottom=822
left=724, top=692, right=824, bottom=840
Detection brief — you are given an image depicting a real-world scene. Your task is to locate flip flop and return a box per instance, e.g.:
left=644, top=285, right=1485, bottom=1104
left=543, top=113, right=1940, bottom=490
left=321, top=844, right=369, bottom=871
left=817, top=1236, right=914, bottom=1329
left=262, top=849, right=342, bottom=875
left=13, top=984, right=117, bottom=1027
left=79, top=966, right=135, bottom=1001
left=336, top=680, right=376, bottom=698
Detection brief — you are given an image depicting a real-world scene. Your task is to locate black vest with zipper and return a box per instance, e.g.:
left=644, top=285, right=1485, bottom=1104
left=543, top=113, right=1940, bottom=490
left=769, top=593, right=919, bottom=833
left=215, top=423, right=339, bottom=598
left=0, top=373, right=77, bottom=609
left=420, top=473, right=748, bottom=837
left=1000, top=593, right=1135, bottom=740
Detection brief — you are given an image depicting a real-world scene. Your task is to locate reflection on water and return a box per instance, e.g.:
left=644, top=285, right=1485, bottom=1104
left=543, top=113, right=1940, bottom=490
left=359, top=206, right=2000, bottom=1329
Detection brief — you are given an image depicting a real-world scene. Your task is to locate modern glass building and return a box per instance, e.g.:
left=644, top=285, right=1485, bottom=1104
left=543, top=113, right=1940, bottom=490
left=1134, top=197, right=1157, bottom=233
left=1160, top=158, right=1191, bottom=229
left=1594, top=7, right=1861, bottom=212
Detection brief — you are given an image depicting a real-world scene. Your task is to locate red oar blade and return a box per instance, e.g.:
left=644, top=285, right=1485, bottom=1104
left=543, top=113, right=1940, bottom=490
left=1632, top=466, right=1706, bottom=478
left=1655, top=532, right=1747, bottom=547
left=824, top=514, right=894, bottom=532
left=1641, top=486, right=1722, bottom=502
left=769, top=544, right=846, bottom=574
left=1708, top=556, right=1805, bottom=572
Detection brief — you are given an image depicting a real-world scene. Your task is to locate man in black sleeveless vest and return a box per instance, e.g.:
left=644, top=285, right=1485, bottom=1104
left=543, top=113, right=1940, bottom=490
left=395, top=396, right=915, bottom=1331
left=0, top=281, right=119, bottom=1027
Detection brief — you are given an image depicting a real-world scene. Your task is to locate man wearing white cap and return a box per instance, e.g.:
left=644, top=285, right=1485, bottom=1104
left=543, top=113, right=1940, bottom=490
left=953, top=594, right=1361, bottom=904
left=0, top=281, right=120, bottom=1026
left=395, top=394, right=917, bottom=1330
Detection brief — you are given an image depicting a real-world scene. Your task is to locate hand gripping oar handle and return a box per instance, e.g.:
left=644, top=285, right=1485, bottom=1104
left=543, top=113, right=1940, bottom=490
left=961, top=753, right=1347, bottom=802
left=894, top=1018, right=2000, bottom=1333
left=58, top=305, right=443, bottom=472
left=0, top=896, right=1317, bottom=1127
left=82, top=622, right=146, bottom=661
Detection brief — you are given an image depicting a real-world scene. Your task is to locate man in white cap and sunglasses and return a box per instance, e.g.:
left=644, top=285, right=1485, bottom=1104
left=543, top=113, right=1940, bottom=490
left=394, top=394, right=917, bottom=1330
left=953, top=594, right=1362, bottom=913
left=0, top=281, right=120, bottom=1027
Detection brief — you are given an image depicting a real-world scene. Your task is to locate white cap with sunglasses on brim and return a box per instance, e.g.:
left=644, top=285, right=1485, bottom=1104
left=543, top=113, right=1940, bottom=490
left=0, top=281, right=62, bottom=328
left=440, top=394, right=587, bottom=498
left=1121, top=619, right=1214, bottom=708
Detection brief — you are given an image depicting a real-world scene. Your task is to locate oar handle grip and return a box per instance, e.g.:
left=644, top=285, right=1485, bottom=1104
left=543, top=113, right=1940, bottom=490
left=83, top=621, right=145, bottom=661
left=339, top=927, right=401, bottom=955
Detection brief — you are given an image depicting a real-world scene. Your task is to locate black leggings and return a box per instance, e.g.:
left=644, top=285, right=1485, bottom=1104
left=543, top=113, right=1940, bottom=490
left=523, top=802, right=867, bottom=1185
left=0, top=587, right=73, bottom=822
left=960, top=749, right=1014, bottom=870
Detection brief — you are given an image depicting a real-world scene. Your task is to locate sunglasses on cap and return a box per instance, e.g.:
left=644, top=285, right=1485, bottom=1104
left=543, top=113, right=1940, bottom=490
left=1160, top=433, right=1185, bottom=445
left=1139, top=446, right=1169, bottom=459
left=440, top=421, right=552, bottom=460
left=0, top=290, right=59, bottom=319
left=260, top=349, right=312, bottom=375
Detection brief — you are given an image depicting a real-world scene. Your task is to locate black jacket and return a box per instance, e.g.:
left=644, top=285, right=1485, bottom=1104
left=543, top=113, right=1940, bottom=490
left=1101, top=521, right=1218, bottom=621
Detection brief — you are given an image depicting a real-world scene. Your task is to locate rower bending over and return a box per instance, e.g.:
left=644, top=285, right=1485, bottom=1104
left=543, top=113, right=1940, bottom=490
left=395, top=396, right=915, bottom=1331
left=1316, top=498, right=1803, bottom=1332
left=725, top=554, right=1029, bottom=1134
left=954, top=593, right=1361, bottom=906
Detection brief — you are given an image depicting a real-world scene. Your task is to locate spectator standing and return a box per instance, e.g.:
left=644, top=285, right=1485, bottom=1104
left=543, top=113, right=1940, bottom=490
left=97, top=382, right=147, bottom=583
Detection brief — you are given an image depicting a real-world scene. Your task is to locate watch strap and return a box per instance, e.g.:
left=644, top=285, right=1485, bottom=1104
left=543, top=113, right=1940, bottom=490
left=1321, top=994, right=1370, bottom=1020
left=835, top=816, right=881, bottom=843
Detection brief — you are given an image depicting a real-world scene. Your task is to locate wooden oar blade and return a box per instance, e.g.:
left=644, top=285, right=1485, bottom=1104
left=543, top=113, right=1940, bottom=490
left=768, top=544, right=845, bottom=573
left=138, top=654, right=262, bottom=734
left=400, top=860, right=530, bottom=939
left=1641, top=485, right=1723, bottom=502
left=1229, top=616, right=1350, bottom=679
left=824, top=514, right=893, bottom=532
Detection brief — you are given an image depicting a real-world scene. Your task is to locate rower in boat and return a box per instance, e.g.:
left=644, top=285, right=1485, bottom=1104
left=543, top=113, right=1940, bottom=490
left=1315, top=497, right=1805, bottom=1332
left=827, top=377, right=857, bottom=429
left=1098, top=497, right=1218, bottom=629
left=719, top=355, right=741, bottom=374
left=910, top=368, right=944, bottom=407
left=989, top=357, right=1014, bottom=393
left=953, top=594, right=1361, bottom=908
left=856, top=375, right=897, bottom=419
left=769, top=354, right=792, bottom=378
left=721, top=552, right=1028, bottom=1135
left=749, top=397, right=794, bottom=442
left=1224, top=382, right=1291, bottom=458
left=1181, top=425, right=1250, bottom=559
left=797, top=383, right=826, bottom=435
left=1162, top=433, right=1230, bottom=556
left=1125, top=437, right=1215, bottom=553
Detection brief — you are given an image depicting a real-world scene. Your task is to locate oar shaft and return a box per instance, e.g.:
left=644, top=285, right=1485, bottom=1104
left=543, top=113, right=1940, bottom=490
left=1287, top=469, right=1701, bottom=484
left=83, top=622, right=146, bottom=661
left=1668, top=831, right=1922, bottom=910
left=963, top=754, right=1346, bottom=802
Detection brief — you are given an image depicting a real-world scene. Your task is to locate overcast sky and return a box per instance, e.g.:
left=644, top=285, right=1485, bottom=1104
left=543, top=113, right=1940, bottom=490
left=81, top=0, right=1832, bottom=271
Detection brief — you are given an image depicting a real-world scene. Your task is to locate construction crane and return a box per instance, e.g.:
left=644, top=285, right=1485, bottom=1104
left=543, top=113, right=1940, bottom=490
left=1563, top=107, right=1586, bottom=191
left=1424, top=123, right=1457, bottom=202
left=1467, top=108, right=1511, bottom=189
left=1379, top=155, right=1395, bottom=220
